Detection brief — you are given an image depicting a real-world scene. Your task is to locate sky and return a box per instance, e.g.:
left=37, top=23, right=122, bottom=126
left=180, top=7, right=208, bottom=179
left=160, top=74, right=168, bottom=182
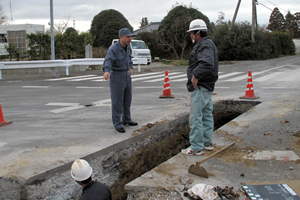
left=1, top=0, right=300, bottom=33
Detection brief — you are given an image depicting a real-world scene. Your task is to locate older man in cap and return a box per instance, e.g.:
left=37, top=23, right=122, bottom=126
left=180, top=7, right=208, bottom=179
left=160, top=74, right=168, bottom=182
left=103, top=28, right=138, bottom=133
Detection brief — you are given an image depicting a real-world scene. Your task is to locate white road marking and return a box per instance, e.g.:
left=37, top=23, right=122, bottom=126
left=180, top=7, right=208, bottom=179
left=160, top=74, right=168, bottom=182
left=68, top=76, right=103, bottom=81
left=244, top=150, right=299, bottom=161
left=145, top=73, right=187, bottom=83
left=45, top=75, right=97, bottom=81
left=219, top=72, right=244, bottom=79
left=46, top=103, right=85, bottom=113
left=46, top=99, right=111, bottom=113
left=139, top=72, right=181, bottom=82
left=255, top=72, right=282, bottom=82
left=22, top=86, right=50, bottom=89
left=134, top=86, right=162, bottom=89
left=76, top=86, right=105, bottom=89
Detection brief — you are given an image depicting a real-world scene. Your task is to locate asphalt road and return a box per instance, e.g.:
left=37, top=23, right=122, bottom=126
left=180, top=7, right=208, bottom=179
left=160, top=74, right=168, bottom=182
left=0, top=55, right=299, bottom=179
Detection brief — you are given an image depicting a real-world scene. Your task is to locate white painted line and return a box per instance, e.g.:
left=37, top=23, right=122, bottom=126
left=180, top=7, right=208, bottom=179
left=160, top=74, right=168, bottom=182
left=244, top=150, right=299, bottom=161
left=145, top=73, right=186, bottom=82
left=68, top=76, right=103, bottom=81
left=22, top=86, right=50, bottom=89
left=277, top=72, right=300, bottom=82
left=142, top=72, right=182, bottom=82
left=46, top=102, right=85, bottom=113
left=262, top=87, right=288, bottom=89
left=45, top=75, right=97, bottom=81
left=46, top=99, right=111, bottom=113
left=131, top=72, right=163, bottom=77
left=92, top=72, right=164, bottom=82
left=172, top=78, right=187, bottom=82
left=219, top=72, right=244, bottom=79
left=134, top=86, right=162, bottom=89
left=93, top=99, right=111, bottom=107
left=0, top=142, right=6, bottom=148
left=76, top=86, right=105, bottom=89
left=255, top=72, right=282, bottom=82
left=225, top=65, right=288, bottom=82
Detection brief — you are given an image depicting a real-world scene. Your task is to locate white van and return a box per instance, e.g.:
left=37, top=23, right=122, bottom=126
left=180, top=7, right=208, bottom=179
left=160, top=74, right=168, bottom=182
left=112, top=39, right=151, bottom=65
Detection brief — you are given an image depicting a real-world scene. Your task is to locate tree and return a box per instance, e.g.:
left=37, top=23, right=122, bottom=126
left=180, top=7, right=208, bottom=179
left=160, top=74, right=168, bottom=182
left=267, top=7, right=285, bottom=32
left=90, top=9, right=133, bottom=48
left=140, top=17, right=149, bottom=28
left=5, top=43, right=19, bottom=61
left=26, top=33, right=51, bottom=60
left=158, top=4, right=211, bottom=60
left=294, top=12, right=300, bottom=38
left=0, top=3, right=7, bottom=25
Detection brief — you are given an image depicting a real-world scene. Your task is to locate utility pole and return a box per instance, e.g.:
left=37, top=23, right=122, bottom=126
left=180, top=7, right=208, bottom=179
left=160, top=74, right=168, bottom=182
left=50, top=0, right=56, bottom=77
left=232, top=0, right=242, bottom=28
left=252, top=0, right=257, bottom=42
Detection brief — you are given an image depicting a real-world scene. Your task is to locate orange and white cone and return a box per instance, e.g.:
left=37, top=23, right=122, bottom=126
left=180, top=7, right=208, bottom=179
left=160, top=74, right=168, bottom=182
left=159, top=70, right=174, bottom=98
left=0, top=104, right=12, bottom=127
left=240, top=70, right=259, bottom=100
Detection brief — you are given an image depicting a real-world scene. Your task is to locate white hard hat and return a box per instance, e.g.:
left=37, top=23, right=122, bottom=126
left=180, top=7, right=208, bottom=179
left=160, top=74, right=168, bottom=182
left=71, top=159, right=93, bottom=181
left=187, top=19, right=207, bottom=32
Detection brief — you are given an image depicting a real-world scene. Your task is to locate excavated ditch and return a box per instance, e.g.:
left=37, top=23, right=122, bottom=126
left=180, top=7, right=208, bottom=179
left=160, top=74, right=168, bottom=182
left=110, top=100, right=261, bottom=200
left=2, top=100, right=261, bottom=200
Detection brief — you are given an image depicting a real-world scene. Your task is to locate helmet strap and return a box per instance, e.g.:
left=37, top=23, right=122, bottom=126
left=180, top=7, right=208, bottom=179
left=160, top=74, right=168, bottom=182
left=192, top=30, right=201, bottom=43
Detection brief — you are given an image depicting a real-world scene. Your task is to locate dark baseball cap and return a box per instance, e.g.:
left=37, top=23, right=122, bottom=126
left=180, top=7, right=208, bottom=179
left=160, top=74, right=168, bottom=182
left=119, top=28, right=134, bottom=37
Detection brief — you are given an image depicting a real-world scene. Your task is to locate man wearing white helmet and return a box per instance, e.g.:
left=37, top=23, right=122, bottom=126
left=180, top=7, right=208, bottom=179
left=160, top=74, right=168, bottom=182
left=71, top=159, right=111, bottom=200
left=181, top=19, right=219, bottom=156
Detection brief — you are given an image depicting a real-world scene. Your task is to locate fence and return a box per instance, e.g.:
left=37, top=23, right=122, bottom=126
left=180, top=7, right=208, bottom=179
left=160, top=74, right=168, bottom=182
left=0, top=58, right=147, bottom=79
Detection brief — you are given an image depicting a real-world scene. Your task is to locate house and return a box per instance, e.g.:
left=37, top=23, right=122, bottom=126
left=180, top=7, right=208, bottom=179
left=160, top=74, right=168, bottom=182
left=133, top=22, right=161, bottom=35
left=0, top=24, right=45, bottom=56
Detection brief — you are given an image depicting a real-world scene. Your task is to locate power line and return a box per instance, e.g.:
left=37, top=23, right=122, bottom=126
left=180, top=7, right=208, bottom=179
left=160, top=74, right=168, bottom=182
left=266, top=0, right=287, bottom=13
left=256, top=1, right=273, bottom=11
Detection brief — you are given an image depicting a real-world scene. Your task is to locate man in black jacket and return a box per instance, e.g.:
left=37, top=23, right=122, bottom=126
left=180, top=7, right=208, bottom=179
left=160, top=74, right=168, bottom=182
left=181, top=19, right=219, bottom=156
left=71, top=159, right=112, bottom=200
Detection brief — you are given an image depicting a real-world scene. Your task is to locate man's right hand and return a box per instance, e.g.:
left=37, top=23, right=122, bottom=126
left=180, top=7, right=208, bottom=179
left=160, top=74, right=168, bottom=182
left=103, top=72, right=110, bottom=80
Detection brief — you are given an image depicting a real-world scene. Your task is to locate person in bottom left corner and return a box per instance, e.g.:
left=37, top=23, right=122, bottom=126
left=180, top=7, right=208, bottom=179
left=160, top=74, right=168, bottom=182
left=71, top=159, right=112, bottom=200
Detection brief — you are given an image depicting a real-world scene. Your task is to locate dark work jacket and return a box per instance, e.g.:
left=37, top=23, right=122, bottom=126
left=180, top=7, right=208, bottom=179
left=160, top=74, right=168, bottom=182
left=102, top=41, right=133, bottom=72
left=80, top=181, right=112, bottom=200
left=186, top=36, right=219, bottom=92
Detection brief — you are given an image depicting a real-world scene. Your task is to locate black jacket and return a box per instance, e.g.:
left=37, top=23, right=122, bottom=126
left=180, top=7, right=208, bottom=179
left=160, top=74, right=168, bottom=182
left=186, top=36, right=219, bottom=92
left=80, top=181, right=111, bottom=200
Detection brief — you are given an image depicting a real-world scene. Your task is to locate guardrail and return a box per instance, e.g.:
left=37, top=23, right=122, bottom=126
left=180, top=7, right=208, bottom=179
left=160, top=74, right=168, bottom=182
left=0, top=58, right=147, bottom=80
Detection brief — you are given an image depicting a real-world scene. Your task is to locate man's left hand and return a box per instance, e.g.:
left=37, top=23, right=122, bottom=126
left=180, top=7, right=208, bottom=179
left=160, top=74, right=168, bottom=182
left=129, top=68, right=132, bottom=75
left=192, top=75, right=198, bottom=89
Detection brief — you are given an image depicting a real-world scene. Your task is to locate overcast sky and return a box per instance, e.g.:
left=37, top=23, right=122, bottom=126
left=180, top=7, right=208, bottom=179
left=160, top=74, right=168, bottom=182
left=2, top=0, right=300, bottom=32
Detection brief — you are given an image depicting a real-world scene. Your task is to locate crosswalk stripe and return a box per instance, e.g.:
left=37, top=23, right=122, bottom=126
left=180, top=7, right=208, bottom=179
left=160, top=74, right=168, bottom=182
left=132, top=72, right=181, bottom=82
left=145, top=73, right=186, bottom=82
left=68, top=76, right=103, bottom=81
left=255, top=72, right=282, bottom=82
left=45, top=75, right=97, bottom=81
left=219, top=72, right=244, bottom=79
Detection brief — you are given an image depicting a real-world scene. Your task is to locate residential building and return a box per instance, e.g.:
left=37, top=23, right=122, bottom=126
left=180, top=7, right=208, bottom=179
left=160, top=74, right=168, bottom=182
left=0, top=24, right=45, bottom=56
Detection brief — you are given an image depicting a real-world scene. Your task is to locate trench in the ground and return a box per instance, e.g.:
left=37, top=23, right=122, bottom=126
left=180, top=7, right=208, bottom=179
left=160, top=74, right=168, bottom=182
left=110, top=100, right=261, bottom=200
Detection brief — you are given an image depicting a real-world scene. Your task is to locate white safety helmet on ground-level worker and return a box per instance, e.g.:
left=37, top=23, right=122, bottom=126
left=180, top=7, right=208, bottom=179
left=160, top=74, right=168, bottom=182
left=187, top=19, right=208, bottom=32
left=71, top=159, right=93, bottom=181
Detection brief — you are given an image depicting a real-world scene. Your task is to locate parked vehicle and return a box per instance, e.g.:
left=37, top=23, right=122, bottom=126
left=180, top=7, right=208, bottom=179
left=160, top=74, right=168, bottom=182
left=112, top=39, right=151, bottom=65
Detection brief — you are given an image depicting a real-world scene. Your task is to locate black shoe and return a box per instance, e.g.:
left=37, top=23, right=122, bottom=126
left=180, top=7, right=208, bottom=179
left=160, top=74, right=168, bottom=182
left=123, top=121, right=138, bottom=126
left=116, top=127, right=125, bottom=133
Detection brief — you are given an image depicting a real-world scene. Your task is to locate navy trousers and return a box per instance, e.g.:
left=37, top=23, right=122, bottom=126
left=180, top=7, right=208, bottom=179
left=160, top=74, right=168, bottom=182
left=110, top=70, right=132, bottom=129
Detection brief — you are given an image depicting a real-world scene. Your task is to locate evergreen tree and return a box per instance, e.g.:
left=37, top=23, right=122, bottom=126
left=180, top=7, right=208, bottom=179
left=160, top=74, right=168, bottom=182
left=90, top=9, right=133, bottom=48
left=267, top=7, right=285, bottom=32
left=294, top=12, right=300, bottom=38
left=158, top=5, right=211, bottom=60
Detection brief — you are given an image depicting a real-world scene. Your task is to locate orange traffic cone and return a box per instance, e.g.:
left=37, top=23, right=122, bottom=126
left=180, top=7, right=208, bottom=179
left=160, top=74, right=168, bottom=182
left=159, top=70, right=174, bottom=98
left=240, top=70, right=259, bottom=100
left=0, top=104, right=12, bottom=127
